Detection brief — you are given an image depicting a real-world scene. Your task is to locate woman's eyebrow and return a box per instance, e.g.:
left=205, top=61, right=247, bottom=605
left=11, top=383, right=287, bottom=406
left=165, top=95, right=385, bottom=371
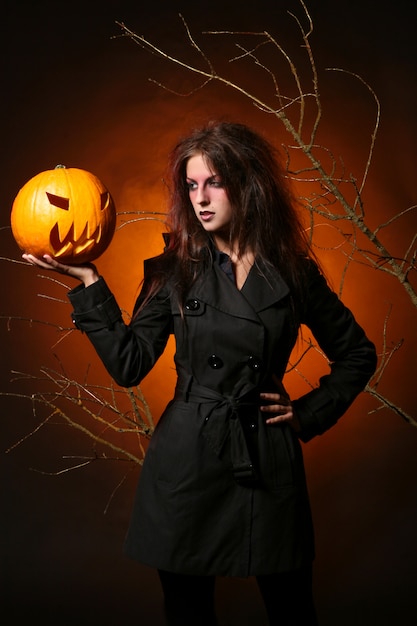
left=186, top=174, right=219, bottom=182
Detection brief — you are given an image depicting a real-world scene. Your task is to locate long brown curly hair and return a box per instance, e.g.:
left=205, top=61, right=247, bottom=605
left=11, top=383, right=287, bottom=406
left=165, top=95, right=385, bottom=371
left=137, top=120, right=315, bottom=316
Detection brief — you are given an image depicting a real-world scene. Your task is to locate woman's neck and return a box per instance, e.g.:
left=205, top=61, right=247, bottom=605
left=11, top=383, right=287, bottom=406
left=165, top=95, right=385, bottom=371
left=213, top=236, right=255, bottom=290
left=213, top=237, right=253, bottom=259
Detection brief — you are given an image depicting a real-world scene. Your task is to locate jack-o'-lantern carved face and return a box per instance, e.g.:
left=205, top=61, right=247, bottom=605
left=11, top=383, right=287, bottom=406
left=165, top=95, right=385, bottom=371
left=11, top=165, right=116, bottom=264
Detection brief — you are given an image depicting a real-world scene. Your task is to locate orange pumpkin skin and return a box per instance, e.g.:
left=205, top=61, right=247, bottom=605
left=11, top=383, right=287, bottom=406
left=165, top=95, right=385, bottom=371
left=11, top=166, right=116, bottom=264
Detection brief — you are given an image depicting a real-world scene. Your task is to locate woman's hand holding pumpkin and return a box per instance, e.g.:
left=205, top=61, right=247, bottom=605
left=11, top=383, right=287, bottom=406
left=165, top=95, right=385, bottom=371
left=22, top=253, right=99, bottom=287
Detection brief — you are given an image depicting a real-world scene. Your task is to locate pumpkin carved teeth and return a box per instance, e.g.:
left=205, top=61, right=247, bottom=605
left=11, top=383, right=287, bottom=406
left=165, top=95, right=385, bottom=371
left=50, top=221, right=102, bottom=257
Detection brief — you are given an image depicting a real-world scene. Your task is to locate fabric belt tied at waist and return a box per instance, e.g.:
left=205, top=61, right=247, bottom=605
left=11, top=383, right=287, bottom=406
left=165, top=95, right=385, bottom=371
left=176, top=379, right=260, bottom=487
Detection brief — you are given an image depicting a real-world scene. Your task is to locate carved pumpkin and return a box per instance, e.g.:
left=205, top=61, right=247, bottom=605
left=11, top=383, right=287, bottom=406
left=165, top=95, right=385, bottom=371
left=11, top=165, right=116, bottom=264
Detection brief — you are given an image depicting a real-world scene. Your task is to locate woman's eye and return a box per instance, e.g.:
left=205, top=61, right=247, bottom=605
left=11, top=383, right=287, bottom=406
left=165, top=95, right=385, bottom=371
left=187, top=181, right=197, bottom=191
left=210, top=179, right=223, bottom=188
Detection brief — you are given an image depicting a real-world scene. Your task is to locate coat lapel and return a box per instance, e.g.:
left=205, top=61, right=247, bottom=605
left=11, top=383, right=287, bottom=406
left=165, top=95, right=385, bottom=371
left=241, top=261, right=290, bottom=313
left=190, top=260, right=290, bottom=322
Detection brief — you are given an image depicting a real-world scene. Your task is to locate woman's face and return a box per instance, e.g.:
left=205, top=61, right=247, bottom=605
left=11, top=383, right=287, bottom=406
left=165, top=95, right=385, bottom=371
left=186, top=153, right=233, bottom=241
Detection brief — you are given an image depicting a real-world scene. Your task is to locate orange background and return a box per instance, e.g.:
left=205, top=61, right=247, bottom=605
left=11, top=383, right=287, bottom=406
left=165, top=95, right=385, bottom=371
left=2, top=1, right=417, bottom=624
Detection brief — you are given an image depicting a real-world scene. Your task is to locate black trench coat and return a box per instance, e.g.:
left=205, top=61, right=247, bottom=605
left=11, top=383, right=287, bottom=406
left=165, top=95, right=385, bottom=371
left=69, top=255, right=377, bottom=577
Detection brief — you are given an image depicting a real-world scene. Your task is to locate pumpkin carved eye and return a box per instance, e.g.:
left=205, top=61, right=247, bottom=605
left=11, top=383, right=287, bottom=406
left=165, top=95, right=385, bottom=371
left=100, top=191, right=110, bottom=211
left=46, top=192, right=70, bottom=210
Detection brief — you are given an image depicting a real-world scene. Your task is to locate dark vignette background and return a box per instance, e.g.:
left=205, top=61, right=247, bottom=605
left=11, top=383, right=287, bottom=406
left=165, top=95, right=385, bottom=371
left=1, top=1, right=417, bottom=625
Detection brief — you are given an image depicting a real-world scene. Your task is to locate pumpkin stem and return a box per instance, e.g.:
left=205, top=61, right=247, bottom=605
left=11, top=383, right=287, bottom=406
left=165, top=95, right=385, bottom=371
left=55, top=164, right=66, bottom=169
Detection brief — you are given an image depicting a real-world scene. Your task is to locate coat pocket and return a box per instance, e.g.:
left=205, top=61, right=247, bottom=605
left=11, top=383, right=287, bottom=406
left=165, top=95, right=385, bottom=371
left=261, top=422, right=303, bottom=490
left=147, top=399, right=223, bottom=491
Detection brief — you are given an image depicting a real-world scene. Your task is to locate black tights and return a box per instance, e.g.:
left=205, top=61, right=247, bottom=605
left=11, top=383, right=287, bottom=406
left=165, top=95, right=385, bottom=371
left=256, top=567, right=319, bottom=626
left=158, top=567, right=319, bottom=626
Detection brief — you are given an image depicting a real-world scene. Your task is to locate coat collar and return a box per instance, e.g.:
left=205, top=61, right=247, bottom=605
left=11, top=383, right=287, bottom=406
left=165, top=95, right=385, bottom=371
left=189, top=259, right=290, bottom=322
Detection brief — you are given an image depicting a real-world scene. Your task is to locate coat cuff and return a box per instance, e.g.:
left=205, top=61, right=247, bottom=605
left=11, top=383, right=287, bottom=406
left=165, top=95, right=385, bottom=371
left=293, top=390, right=343, bottom=443
left=68, top=277, right=122, bottom=332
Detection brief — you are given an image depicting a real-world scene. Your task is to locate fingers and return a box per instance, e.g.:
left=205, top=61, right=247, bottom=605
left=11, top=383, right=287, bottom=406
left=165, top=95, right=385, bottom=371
left=260, top=392, right=290, bottom=412
left=23, top=253, right=75, bottom=275
left=23, top=253, right=55, bottom=269
left=259, top=392, right=297, bottom=428
left=22, top=253, right=99, bottom=286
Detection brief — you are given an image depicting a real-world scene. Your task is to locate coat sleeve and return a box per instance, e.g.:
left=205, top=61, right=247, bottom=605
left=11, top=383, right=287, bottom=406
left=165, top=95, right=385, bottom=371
left=67, top=271, right=173, bottom=388
left=292, top=260, right=377, bottom=442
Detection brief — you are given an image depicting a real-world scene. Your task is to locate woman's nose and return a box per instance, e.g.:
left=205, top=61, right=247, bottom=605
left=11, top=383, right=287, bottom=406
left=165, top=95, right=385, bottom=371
left=196, top=186, right=209, bottom=205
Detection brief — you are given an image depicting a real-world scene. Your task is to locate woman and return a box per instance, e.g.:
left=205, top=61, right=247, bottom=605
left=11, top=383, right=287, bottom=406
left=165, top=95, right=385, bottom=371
left=24, top=121, right=377, bottom=626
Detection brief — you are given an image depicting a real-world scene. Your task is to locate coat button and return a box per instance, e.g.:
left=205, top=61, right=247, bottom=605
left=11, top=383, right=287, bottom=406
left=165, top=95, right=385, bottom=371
left=184, top=299, right=200, bottom=311
left=208, top=354, right=224, bottom=369
left=247, top=356, right=262, bottom=371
